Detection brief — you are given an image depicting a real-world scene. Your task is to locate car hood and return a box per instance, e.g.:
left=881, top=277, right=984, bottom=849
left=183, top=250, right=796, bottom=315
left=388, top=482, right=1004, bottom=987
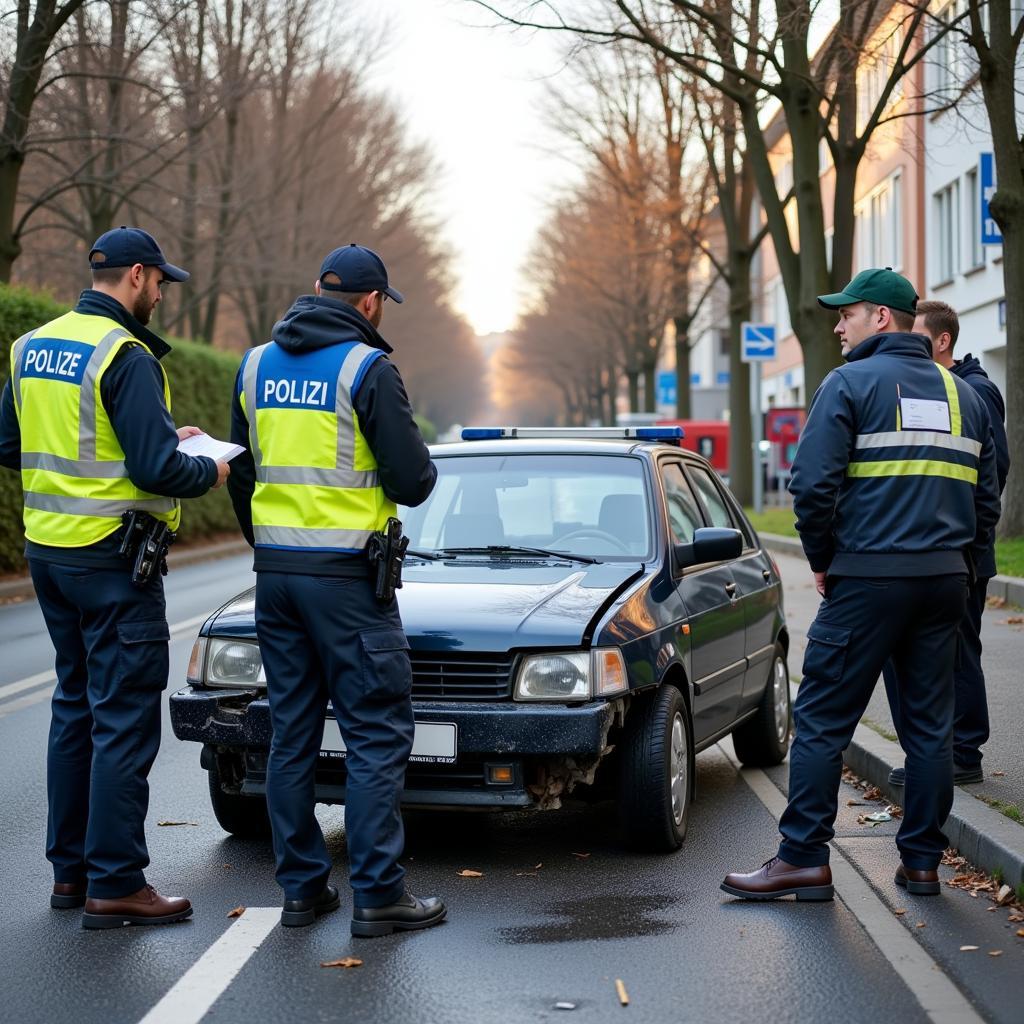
left=204, top=561, right=644, bottom=652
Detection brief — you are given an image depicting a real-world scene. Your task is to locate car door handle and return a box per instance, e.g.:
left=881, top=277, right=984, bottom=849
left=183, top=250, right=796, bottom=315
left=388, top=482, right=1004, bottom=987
left=724, top=582, right=738, bottom=596
left=762, top=570, right=772, bottom=583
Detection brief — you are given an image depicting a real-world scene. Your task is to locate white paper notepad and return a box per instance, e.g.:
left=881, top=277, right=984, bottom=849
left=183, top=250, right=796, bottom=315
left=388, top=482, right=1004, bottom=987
left=176, top=432, right=245, bottom=462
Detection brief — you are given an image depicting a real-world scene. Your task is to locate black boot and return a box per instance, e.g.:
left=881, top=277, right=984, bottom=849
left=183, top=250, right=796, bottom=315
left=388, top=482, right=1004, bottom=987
left=281, top=884, right=340, bottom=927
left=351, top=890, right=446, bottom=937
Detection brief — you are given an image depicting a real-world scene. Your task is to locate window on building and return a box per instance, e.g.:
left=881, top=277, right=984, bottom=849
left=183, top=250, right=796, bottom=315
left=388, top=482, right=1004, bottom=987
left=965, top=166, right=984, bottom=269
left=853, top=172, right=902, bottom=272
left=772, top=277, right=792, bottom=337
left=857, top=24, right=906, bottom=131
left=934, top=180, right=961, bottom=284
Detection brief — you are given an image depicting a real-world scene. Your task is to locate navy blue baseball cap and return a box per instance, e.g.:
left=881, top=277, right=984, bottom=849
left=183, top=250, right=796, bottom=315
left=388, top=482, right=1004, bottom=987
left=88, top=226, right=190, bottom=282
left=318, top=243, right=403, bottom=303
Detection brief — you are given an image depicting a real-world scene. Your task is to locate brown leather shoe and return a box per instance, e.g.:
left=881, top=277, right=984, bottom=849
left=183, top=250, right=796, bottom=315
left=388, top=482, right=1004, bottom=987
left=51, top=882, right=87, bottom=909
left=721, top=857, right=834, bottom=901
left=894, top=863, right=941, bottom=895
left=82, top=885, right=193, bottom=929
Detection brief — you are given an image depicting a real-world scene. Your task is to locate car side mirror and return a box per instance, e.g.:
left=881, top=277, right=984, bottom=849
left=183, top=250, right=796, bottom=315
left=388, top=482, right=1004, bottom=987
left=674, top=527, right=743, bottom=569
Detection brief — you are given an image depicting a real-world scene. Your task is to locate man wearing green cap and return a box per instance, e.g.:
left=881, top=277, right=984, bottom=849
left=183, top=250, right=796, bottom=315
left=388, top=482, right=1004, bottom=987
left=722, top=267, right=1000, bottom=903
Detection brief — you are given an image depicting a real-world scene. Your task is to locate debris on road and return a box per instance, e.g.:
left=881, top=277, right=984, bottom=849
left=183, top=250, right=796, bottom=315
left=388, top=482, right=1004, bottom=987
left=996, top=885, right=1015, bottom=906
left=554, top=1002, right=577, bottom=1011
left=960, top=945, right=979, bottom=951
left=894, top=909, right=907, bottom=916
left=915, top=922, right=926, bottom=929
left=571, top=852, right=591, bottom=860
left=156, top=820, right=199, bottom=826
left=227, top=906, right=245, bottom=918
left=320, top=958, right=363, bottom=969
left=615, top=979, right=629, bottom=1006
left=457, top=869, right=483, bottom=878
left=988, top=950, right=1003, bottom=957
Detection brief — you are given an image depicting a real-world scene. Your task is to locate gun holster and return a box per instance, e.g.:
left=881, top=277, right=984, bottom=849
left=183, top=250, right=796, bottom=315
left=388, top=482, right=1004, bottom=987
left=368, top=517, right=409, bottom=602
left=119, top=510, right=176, bottom=587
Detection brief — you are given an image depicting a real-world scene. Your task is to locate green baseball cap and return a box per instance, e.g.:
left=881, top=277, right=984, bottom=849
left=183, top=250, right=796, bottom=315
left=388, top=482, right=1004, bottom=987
left=817, top=267, right=918, bottom=315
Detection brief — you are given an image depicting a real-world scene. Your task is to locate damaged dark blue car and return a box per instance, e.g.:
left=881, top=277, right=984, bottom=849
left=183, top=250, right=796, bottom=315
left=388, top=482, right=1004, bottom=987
left=170, top=427, right=790, bottom=852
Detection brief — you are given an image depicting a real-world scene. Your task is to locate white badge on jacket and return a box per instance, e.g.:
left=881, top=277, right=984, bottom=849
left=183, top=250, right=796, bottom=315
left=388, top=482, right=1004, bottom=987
left=900, top=396, right=951, bottom=432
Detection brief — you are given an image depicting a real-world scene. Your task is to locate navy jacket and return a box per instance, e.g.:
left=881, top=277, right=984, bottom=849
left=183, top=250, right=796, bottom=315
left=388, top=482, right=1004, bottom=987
left=952, top=353, right=1009, bottom=578
left=789, top=332, right=1000, bottom=578
left=228, top=294, right=436, bottom=576
left=0, top=290, right=218, bottom=569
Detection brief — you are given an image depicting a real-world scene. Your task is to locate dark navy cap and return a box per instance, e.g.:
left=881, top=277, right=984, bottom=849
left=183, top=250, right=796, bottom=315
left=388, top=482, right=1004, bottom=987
left=318, top=244, right=403, bottom=303
left=88, top=226, right=189, bottom=282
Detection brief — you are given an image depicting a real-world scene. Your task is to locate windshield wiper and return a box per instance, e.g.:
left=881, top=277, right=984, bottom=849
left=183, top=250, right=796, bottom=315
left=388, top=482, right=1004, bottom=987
left=406, top=549, right=443, bottom=561
left=435, top=545, right=602, bottom=565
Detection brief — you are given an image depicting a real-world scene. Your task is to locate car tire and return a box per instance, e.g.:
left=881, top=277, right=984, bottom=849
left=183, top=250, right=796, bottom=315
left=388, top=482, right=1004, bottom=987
left=617, top=683, right=692, bottom=852
left=732, top=642, right=791, bottom=767
left=207, top=755, right=272, bottom=838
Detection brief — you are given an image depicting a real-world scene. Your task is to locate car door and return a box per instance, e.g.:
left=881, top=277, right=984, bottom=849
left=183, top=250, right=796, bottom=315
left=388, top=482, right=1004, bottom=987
left=686, top=464, right=778, bottom=713
left=659, top=460, right=744, bottom=744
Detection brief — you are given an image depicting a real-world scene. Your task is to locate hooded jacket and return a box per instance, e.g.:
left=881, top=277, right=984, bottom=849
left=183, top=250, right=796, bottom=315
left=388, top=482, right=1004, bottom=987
left=789, top=332, right=1001, bottom=578
left=228, top=294, right=436, bottom=576
left=951, top=353, right=1009, bottom=578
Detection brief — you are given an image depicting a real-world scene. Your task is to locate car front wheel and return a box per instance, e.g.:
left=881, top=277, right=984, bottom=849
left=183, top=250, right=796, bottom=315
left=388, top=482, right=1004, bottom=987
left=207, top=753, right=272, bottom=838
left=732, top=642, right=791, bottom=766
left=617, top=683, right=692, bottom=852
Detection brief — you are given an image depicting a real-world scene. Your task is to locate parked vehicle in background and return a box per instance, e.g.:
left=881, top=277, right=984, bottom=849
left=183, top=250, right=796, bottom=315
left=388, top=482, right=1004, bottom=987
left=657, top=420, right=730, bottom=475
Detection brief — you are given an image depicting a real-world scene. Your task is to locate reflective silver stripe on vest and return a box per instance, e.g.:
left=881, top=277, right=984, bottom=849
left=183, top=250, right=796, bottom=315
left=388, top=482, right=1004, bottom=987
left=79, top=328, right=134, bottom=461
left=21, top=452, right=127, bottom=478
left=253, top=525, right=374, bottom=549
left=241, top=343, right=269, bottom=467
left=24, top=492, right=176, bottom=517
left=336, top=343, right=379, bottom=470
left=255, top=466, right=379, bottom=487
left=854, top=431, right=982, bottom=456
left=10, top=330, right=38, bottom=411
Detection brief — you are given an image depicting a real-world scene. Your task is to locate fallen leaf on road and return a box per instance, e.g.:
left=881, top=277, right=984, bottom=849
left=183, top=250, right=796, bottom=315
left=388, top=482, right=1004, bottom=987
left=986, top=596, right=1007, bottom=608
left=996, top=884, right=1014, bottom=906
left=894, top=909, right=907, bottom=916
left=320, top=958, right=363, bottom=969
left=847, top=800, right=864, bottom=806
left=1009, top=914, right=1024, bottom=922
left=991, top=771, right=1006, bottom=777
left=227, top=906, right=245, bottom=918
left=988, top=950, right=1003, bottom=957
left=457, top=869, right=483, bottom=878
left=915, top=922, right=926, bottom=929
left=516, top=872, right=538, bottom=877
left=534, top=863, right=543, bottom=870
left=987, top=906, right=998, bottom=912
left=863, top=786, right=884, bottom=802
left=1002, top=616, right=1024, bottom=625
left=223, top=863, right=233, bottom=870
left=157, top=820, right=198, bottom=826
left=571, top=852, right=591, bottom=860
left=615, top=979, right=629, bottom=1006
left=960, top=945, right=979, bottom=951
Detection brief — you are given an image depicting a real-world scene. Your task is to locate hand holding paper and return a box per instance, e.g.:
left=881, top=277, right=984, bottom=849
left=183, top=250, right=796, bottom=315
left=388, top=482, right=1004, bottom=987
left=176, top=431, right=245, bottom=463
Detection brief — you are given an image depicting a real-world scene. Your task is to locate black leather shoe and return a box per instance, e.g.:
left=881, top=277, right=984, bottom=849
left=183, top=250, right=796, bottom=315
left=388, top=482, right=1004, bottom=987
left=281, top=885, right=340, bottom=927
left=889, top=765, right=984, bottom=787
left=895, top=863, right=941, bottom=895
left=51, top=882, right=87, bottom=909
left=351, top=890, right=446, bottom=937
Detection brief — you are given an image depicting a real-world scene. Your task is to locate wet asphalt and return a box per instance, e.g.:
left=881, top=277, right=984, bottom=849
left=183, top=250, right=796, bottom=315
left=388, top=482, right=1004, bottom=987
left=0, top=554, right=1022, bottom=1024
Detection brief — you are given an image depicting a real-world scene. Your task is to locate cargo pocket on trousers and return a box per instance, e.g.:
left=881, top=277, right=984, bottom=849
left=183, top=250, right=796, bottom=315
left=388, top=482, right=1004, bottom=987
left=359, top=627, right=412, bottom=701
left=116, top=620, right=171, bottom=691
left=803, top=622, right=852, bottom=683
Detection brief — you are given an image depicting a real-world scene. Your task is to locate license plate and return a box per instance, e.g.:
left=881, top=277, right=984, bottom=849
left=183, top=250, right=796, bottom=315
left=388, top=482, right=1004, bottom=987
left=321, top=720, right=457, bottom=764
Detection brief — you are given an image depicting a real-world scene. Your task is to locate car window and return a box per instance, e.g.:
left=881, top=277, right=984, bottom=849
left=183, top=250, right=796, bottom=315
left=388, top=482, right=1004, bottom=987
left=687, top=466, right=735, bottom=529
left=401, top=454, right=652, bottom=560
left=660, top=463, right=703, bottom=544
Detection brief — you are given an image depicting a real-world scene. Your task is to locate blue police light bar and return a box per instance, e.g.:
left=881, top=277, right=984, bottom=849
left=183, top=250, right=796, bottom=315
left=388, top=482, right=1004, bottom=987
left=460, top=426, right=685, bottom=442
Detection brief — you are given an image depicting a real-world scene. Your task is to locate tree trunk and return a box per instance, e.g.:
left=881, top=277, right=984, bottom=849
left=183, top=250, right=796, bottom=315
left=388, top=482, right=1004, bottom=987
left=626, top=370, right=639, bottom=414
left=674, top=316, right=692, bottom=419
left=727, top=258, right=753, bottom=507
left=643, top=359, right=656, bottom=413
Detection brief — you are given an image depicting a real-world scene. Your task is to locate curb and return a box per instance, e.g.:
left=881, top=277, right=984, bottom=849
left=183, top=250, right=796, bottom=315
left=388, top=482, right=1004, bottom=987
left=0, top=537, right=250, bottom=602
left=844, top=723, right=1024, bottom=887
left=760, top=532, right=1024, bottom=606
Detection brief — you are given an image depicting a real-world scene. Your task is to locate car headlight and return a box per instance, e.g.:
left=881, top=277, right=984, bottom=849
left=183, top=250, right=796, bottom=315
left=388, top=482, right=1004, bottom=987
left=188, top=636, right=265, bottom=689
left=514, top=648, right=628, bottom=702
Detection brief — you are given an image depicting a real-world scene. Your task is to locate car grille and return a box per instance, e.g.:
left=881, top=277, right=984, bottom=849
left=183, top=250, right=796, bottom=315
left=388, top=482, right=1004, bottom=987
left=410, top=651, right=514, bottom=700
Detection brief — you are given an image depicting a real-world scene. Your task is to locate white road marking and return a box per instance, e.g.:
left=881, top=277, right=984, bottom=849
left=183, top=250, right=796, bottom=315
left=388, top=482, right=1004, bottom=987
left=136, top=908, right=279, bottom=1024
left=0, top=611, right=210, bottom=706
left=719, top=743, right=984, bottom=1024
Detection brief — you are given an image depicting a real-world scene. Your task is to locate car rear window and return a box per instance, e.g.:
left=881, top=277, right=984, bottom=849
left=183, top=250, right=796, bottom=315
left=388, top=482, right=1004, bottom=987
left=402, top=454, right=652, bottom=560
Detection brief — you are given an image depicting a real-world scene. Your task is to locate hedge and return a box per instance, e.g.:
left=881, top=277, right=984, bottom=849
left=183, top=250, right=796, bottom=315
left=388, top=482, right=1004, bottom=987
left=0, top=283, right=242, bottom=573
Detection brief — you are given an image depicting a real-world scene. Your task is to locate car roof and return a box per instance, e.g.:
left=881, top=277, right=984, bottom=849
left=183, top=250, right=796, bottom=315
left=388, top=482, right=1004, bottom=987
left=431, top=438, right=700, bottom=459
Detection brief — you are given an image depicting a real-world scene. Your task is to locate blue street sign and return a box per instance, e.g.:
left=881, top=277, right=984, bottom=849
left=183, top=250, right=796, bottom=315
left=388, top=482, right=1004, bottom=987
left=716, top=371, right=730, bottom=385
left=656, top=370, right=676, bottom=406
left=690, top=372, right=701, bottom=385
left=980, top=153, right=1002, bottom=245
left=741, top=322, right=777, bottom=362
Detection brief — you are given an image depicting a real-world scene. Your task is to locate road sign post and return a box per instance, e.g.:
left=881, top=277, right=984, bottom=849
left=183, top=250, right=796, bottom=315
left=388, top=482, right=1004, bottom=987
left=741, top=323, right=776, bottom=515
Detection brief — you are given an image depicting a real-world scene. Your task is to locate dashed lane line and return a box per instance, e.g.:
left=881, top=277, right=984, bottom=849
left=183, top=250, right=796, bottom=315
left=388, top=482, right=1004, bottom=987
left=136, top=907, right=280, bottom=1024
left=0, top=612, right=210, bottom=716
left=720, top=744, right=984, bottom=1024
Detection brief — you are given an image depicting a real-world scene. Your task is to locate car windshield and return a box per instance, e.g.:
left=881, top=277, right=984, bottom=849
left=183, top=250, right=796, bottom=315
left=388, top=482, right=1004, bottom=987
left=401, top=453, right=652, bottom=561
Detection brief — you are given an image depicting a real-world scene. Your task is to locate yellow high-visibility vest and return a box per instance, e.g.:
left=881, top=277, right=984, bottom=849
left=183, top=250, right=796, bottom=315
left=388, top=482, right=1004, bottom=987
left=9, top=311, right=179, bottom=547
left=240, top=340, right=394, bottom=551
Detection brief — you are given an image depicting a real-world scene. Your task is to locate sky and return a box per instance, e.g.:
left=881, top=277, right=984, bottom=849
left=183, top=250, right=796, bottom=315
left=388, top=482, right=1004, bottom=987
left=365, top=0, right=572, bottom=336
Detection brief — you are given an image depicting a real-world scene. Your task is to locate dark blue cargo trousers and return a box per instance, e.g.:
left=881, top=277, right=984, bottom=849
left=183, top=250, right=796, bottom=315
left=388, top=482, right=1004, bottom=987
left=255, top=572, right=414, bottom=907
left=779, top=574, right=967, bottom=871
left=30, top=560, right=168, bottom=899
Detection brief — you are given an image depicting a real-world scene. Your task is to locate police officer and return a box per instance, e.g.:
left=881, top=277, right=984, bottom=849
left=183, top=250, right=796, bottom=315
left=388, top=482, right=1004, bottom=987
left=0, top=227, right=230, bottom=927
left=884, top=300, right=1010, bottom=786
left=722, top=268, right=1000, bottom=901
left=227, top=244, right=444, bottom=936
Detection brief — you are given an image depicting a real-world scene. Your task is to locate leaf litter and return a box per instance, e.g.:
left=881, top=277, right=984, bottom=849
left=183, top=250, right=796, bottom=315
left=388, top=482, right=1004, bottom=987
left=320, top=958, right=363, bottom=969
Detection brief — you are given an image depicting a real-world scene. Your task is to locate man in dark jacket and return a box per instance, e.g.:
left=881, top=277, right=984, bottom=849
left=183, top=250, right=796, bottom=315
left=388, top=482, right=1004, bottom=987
left=722, top=269, right=1000, bottom=902
left=228, top=244, right=444, bottom=937
left=884, top=300, right=1010, bottom=786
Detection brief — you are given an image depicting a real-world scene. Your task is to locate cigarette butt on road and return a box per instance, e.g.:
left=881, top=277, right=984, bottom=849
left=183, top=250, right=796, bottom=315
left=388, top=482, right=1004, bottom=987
left=615, top=979, right=629, bottom=1006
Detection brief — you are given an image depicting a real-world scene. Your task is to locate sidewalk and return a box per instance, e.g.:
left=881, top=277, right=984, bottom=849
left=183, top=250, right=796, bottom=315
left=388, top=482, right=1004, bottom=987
left=0, top=535, right=249, bottom=603
left=765, top=537, right=1024, bottom=888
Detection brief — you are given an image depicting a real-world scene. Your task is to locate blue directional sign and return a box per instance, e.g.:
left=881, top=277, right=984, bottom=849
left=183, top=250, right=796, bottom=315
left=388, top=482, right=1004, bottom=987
left=656, top=370, right=676, bottom=406
left=741, top=322, right=777, bottom=362
left=980, top=153, right=1002, bottom=245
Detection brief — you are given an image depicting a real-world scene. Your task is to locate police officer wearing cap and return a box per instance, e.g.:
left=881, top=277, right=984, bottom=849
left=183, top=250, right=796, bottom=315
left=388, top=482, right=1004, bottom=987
left=722, top=268, right=1000, bottom=902
left=0, top=227, right=230, bottom=927
left=227, top=243, right=444, bottom=936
